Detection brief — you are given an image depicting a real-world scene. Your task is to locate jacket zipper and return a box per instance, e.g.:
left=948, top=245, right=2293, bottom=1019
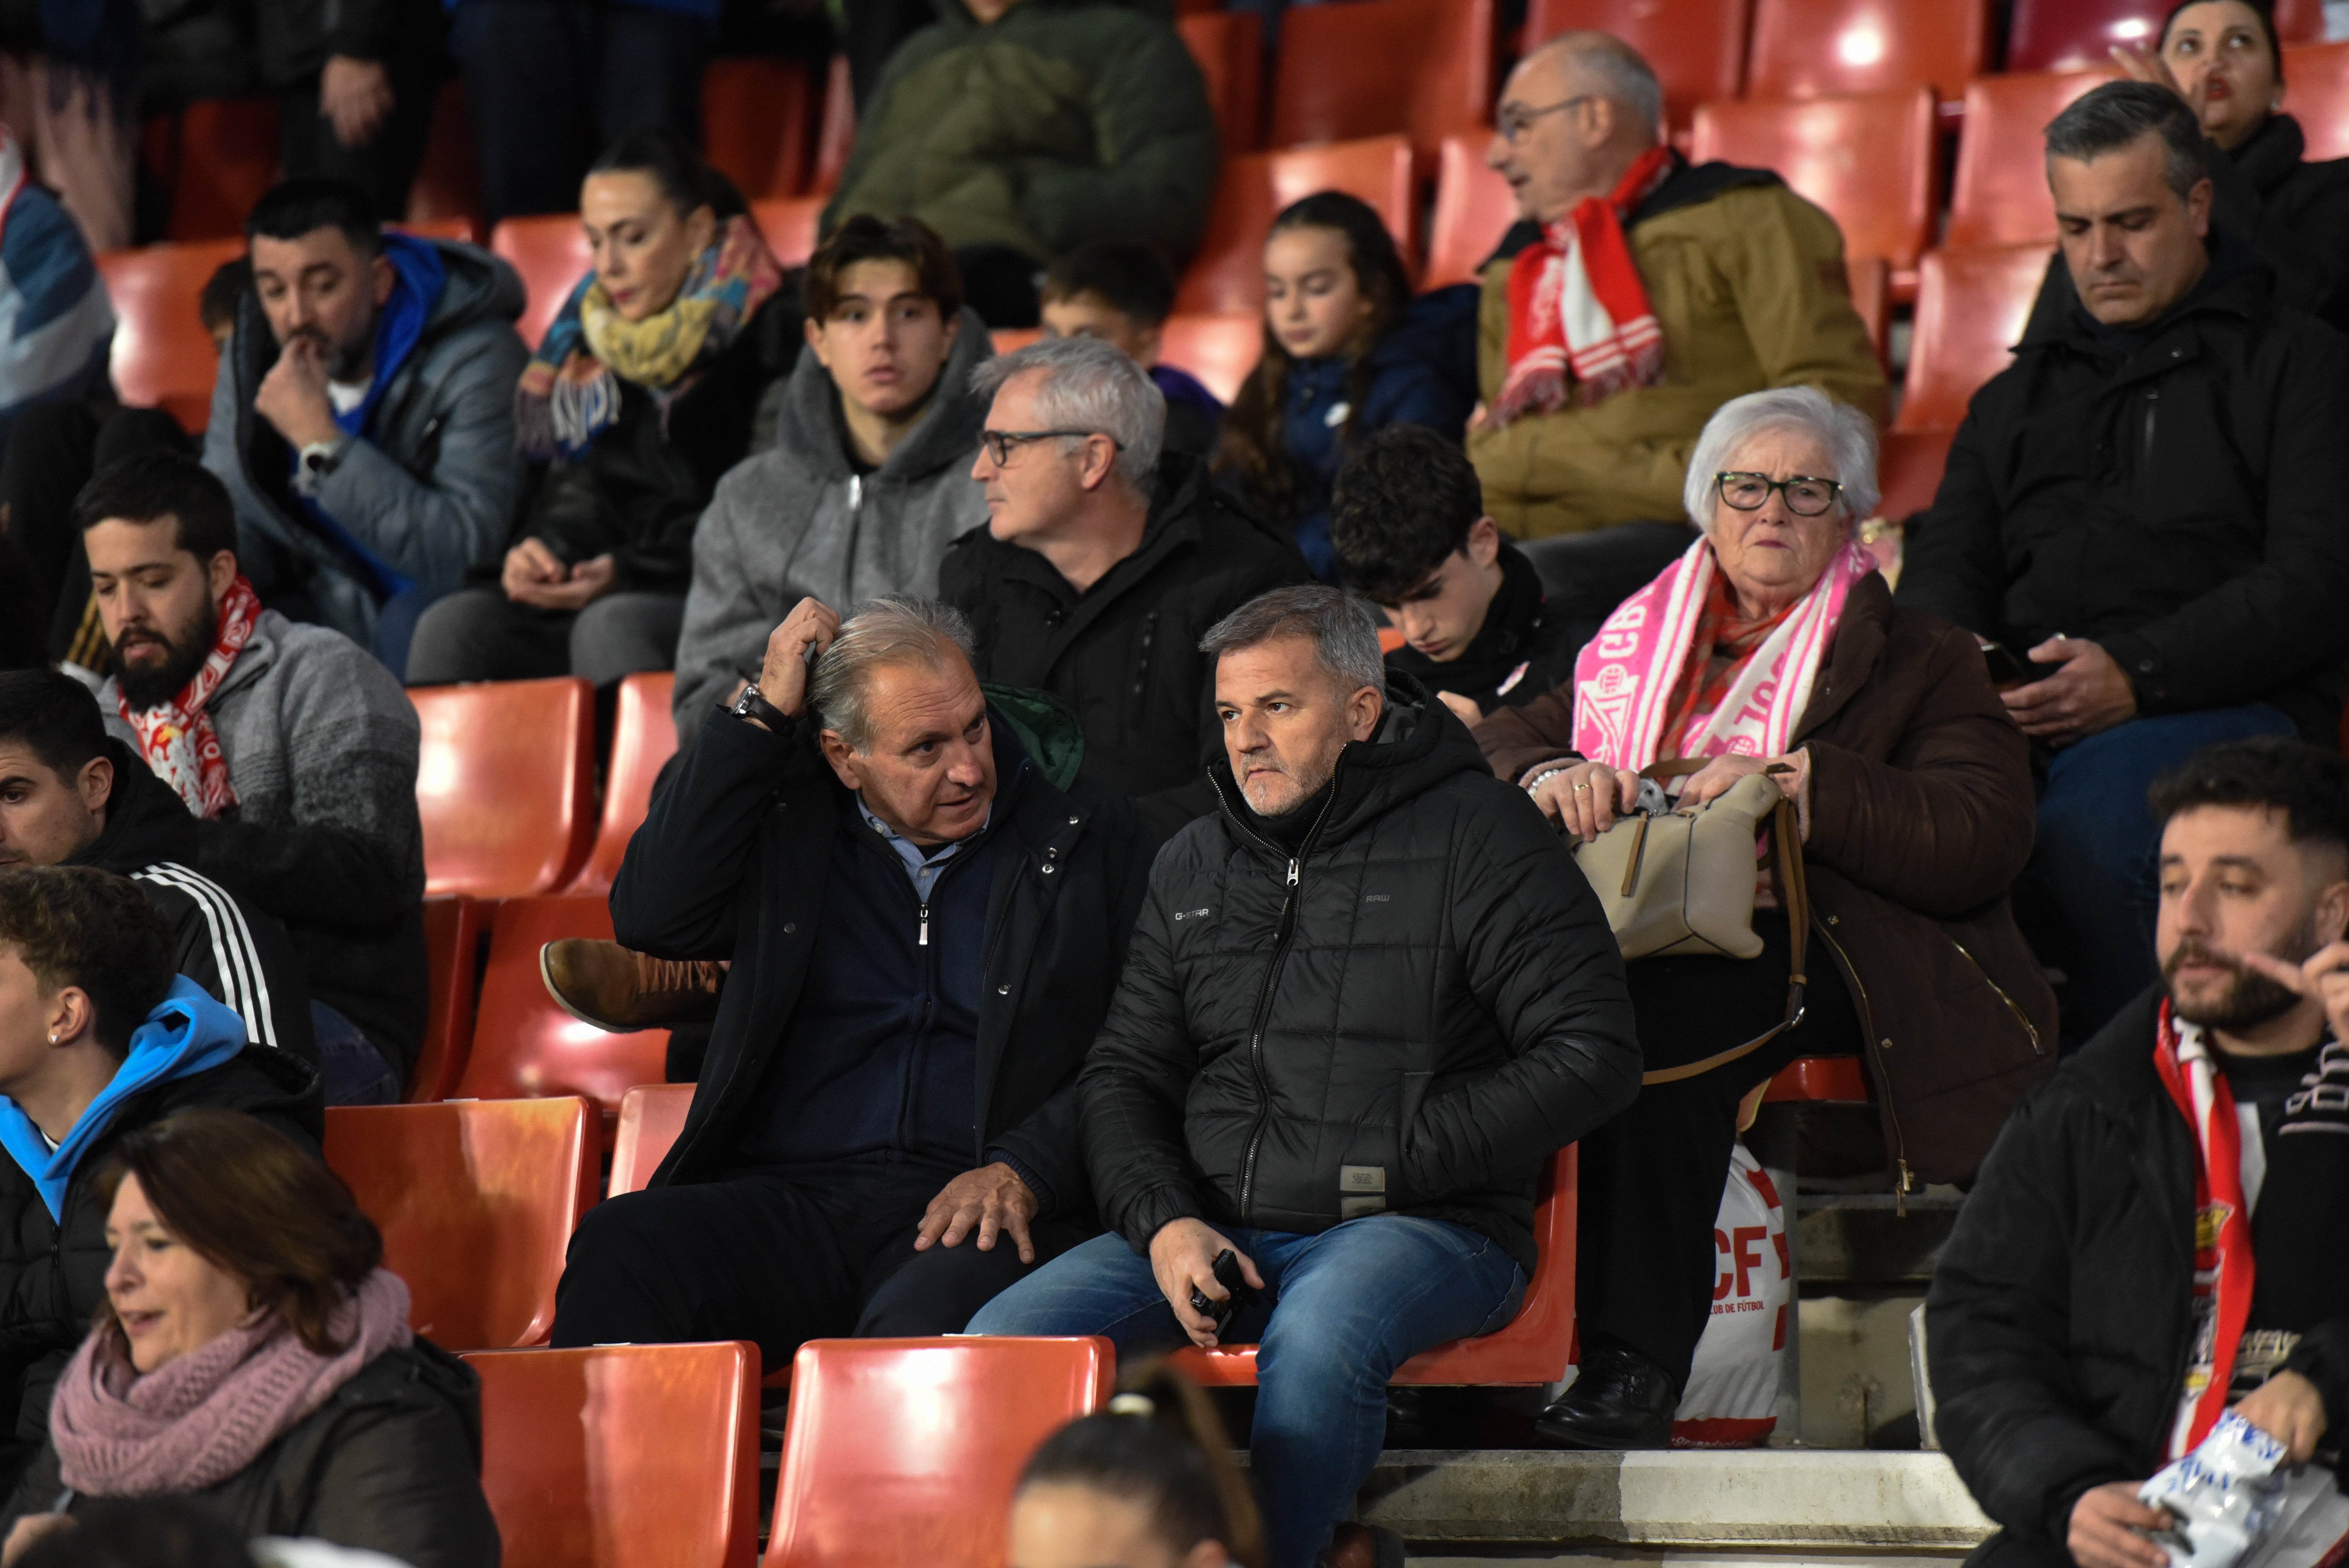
left=1949, top=937, right=2044, bottom=1057
left=1813, top=916, right=1918, bottom=1215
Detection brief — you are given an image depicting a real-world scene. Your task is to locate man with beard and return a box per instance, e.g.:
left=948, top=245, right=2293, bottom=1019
left=1928, top=735, right=2349, bottom=1568
left=79, top=450, right=425, bottom=1106
left=205, top=178, right=528, bottom=673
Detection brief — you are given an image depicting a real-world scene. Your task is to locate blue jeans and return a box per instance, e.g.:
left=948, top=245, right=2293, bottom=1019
left=2026, top=703, right=2294, bottom=1044
left=312, top=1001, right=402, bottom=1105
left=967, top=1217, right=1525, bottom=1568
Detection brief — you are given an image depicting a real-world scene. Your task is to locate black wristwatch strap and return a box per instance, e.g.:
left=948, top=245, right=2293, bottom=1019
left=731, top=682, right=789, bottom=731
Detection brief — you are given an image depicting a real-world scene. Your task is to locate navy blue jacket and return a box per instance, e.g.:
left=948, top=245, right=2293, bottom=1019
left=1281, top=321, right=1471, bottom=580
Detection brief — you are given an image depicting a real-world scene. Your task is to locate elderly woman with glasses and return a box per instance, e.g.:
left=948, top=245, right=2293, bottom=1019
left=1476, top=387, right=2055, bottom=1450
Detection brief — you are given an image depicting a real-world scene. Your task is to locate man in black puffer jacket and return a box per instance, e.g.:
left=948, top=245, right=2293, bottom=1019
left=1929, top=737, right=2349, bottom=1568
left=972, top=586, right=1638, bottom=1568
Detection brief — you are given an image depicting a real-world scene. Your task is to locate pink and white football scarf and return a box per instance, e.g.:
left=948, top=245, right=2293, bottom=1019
left=117, top=575, right=262, bottom=819
left=2155, top=1001, right=2257, bottom=1459
left=1493, top=143, right=1675, bottom=425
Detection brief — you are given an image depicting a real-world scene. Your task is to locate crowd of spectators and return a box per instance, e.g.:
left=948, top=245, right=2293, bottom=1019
left=0, top=2, right=2344, bottom=1567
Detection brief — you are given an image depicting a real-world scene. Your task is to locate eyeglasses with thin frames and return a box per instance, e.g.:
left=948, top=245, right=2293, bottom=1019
left=1715, top=472, right=1843, bottom=517
left=977, top=429, right=1119, bottom=466
left=1496, top=93, right=1593, bottom=143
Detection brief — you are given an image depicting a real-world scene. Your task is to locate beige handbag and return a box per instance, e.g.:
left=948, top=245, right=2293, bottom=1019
left=1565, top=761, right=1811, bottom=1085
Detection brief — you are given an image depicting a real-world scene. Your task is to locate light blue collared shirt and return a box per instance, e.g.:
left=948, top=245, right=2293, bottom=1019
left=856, top=795, right=994, bottom=903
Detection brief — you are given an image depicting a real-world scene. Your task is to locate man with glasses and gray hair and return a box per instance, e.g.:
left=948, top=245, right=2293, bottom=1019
left=971, top=583, right=1638, bottom=1568
left=1900, top=78, right=2349, bottom=1046
left=942, top=335, right=1307, bottom=841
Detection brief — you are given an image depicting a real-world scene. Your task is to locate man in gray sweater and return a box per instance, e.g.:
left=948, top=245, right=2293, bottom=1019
left=79, top=451, right=425, bottom=1105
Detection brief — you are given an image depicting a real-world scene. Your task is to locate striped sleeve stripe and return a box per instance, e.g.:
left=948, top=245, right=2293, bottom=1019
left=132, top=862, right=282, bottom=1050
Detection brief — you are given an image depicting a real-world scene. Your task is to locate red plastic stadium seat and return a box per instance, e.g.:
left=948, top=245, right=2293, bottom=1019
left=1878, top=426, right=1954, bottom=520
left=412, top=894, right=486, bottom=1103
left=412, top=677, right=597, bottom=897
left=97, top=239, right=243, bottom=433
left=153, top=96, right=280, bottom=242
left=325, top=1098, right=597, bottom=1350
left=1174, top=135, right=1415, bottom=314
left=398, top=218, right=478, bottom=245
left=1746, top=0, right=1991, bottom=104
left=1178, top=11, right=1265, bottom=154
left=1895, top=243, right=2052, bottom=434
left=765, top=1338, right=1115, bottom=1568
left=750, top=196, right=825, bottom=269
left=1523, top=0, right=1750, bottom=132
left=2009, top=0, right=2323, bottom=74
left=1158, top=313, right=1262, bottom=404
left=455, top=895, right=669, bottom=1124
left=491, top=215, right=592, bottom=351
left=468, top=1341, right=759, bottom=1568
left=2286, top=42, right=2349, bottom=160
left=610, top=1083, right=695, bottom=1197
left=1846, top=253, right=1890, bottom=365
left=704, top=56, right=814, bottom=201
left=1946, top=69, right=2118, bottom=248
left=1688, top=88, right=1937, bottom=272
left=1762, top=1055, right=1871, bottom=1104
left=1267, top=0, right=1495, bottom=175
left=567, top=672, right=678, bottom=896
left=405, top=81, right=485, bottom=235
left=1423, top=132, right=1517, bottom=290
left=811, top=53, right=855, bottom=194
left=1171, top=1145, right=1579, bottom=1387
left=991, top=328, right=1043, bottom=355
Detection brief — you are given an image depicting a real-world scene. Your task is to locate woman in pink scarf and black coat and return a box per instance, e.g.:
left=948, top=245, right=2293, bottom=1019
left=1474, top=386, right=2055, bottom=1450
left=0, top=1108, right=496, bottom=1567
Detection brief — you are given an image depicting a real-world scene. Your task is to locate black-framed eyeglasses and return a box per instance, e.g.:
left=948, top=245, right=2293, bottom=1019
left=978, top=429, right=1119, bottom=466
left=1496, top=93, right=1593, bottom=143
left=1715, top=472, right=1844, bottom=516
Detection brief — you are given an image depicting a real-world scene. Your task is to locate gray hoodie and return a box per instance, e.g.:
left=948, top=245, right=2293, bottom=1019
left=670, top=306, right=994, bottom=741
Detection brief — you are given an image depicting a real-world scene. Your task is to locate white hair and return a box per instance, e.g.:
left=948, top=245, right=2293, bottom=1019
left=971, top=334, right=1166, bottom=495
left=1524, top=32, right=1665, bottom=140
left=809, top=595, right=976, bottom=751
left=1198, top=585, right=1386, bottom=697
left=1681, top=386, right=1880, bottom=534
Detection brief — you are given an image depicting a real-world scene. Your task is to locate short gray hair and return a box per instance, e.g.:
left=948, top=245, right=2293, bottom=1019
left=1524, top=32, right=1665, bottom=139
left=2045, top=80, right=2206, bottom=203
left=971, top=334, right=1166, bottom=495
left=809, top=595, right=976, bottom=751
left=1682, top=385, right=1880, bottom=531
left=1198, top=585, right=1386, bottom=698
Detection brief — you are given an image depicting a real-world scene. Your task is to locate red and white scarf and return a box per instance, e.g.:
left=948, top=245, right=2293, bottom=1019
left=1493, top=144, right=1675, bottom=425
left=116, top=576, right=262, bottom=820
left=1570, top=534, right=1875, bottom=772
left=2155, top=1000, right=2257, bottom=1459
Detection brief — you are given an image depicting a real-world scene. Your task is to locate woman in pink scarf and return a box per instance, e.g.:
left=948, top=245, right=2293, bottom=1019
left=0, top=1110, right=496, bottom=1568
left=1474, top=387, right=2053, bottom=1450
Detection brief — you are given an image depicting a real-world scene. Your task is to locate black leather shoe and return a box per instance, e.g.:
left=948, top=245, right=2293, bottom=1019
left=1534, top=1345, right=1679, bottom=1449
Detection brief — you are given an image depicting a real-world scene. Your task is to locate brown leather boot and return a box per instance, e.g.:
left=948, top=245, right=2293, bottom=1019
left=539, top=939, right=724, bottom=1031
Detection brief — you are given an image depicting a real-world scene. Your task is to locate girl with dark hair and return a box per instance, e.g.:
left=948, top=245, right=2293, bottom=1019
left=0, top=1108, right=497, bottom=1568
left=1214, top=192, right=1470, bottom=582
left=406, top=123, right=800, bottom=688
left=1011, top=1364, right=1265, bottom=1568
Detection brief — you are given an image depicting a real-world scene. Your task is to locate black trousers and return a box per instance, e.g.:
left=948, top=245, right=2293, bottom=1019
left=1577, top=910, right=1861, bottom=1387
left=549, top=1156, right=1093, bottom=1371
left=276, top=48, right=445, bottom=228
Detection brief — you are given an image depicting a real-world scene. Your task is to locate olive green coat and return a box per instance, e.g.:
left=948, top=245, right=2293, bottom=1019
left=822, top=0, right=1219, bottom=263
left=1468, top=180, right=1887, bottom=538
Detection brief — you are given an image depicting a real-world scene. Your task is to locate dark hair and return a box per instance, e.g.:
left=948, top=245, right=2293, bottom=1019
left=1214, top=192, right=1414, bottom=524
left=245, top=178, right=383, bottom=259
left=0, top=670, right=109, bottom=783
left=1040, top=242, right=1178, bottom=327
left=805, top=213, right=963, bottom=324
left=1330, top=425, right=1489, bottom=601
left=2148, top=736, right=2349, bottom=864
left=2044, top=79, right=2210, bottom=201
left=198, top=257, right=250, bottom=337
left=0, top=867, right=174, bottom=1054
left=2162, top=0, right=2282, bottom=83
left=14, top=1496, right=256, bottom=1568
left=1018, top=1363, right=1265, bottom=1568
left=587, top=123, right=747, bottom=221
left=72, top=450, right=238, bottom=563
left=93, top=1108, right=383, bottom=1357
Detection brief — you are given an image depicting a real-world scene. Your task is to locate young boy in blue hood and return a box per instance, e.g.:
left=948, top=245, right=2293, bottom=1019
left=0, top=865, right=321, bottom=1490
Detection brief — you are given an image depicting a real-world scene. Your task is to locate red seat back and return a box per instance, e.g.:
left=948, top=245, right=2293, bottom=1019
left=1878, top=426, right=1955, bottom=519
left=703, top=56, right=815, bottom=201
left=412, top=677, right=597, bottom=897
left=1158, top=313, right=1263, bottom=404
left=325, top=1098, right=596, bottom=1350
left=750, top=196, right=826, bottom=269
left=1267, top=0, right=1495, bottom=174
left=1688, top=88, right=1937, bottom=270
left=1762, top=1055, right=1871, bottom=1104
left=467, top=1341, right=759, bottom=1568
left=765, top=1338, right=1115, bottom=1568
left=1423, top=132, right=1517, bottom=289
left=811, top=53, right=855, bottom=194
left=2009, top=0, right=2324, bottom=74
left=490, top=216, right=592, bottom=351
left=1746, top=0, right=1991, bottom=103
left=1522, top=0, right=1750, bottom=132
left=2286, top=41, right=2349, bottom=160
left=412, top=894, right=486, bottom=1103
left=97, top=239, right=242, bottom=433
left=1946, top=69, right=2118, bottom=248
left=1896, top=243, right=2053, bottom=433
left=610, top=1083, right=695, bottom=1197
left=1178, top=11, right=1265, bottom=154
left=568, top=672, right=678, bottom=896
left=153, top=97, right=280, bottom=242
left=405, top=80, right=485, bottom=235
left=1174, top=135, right=1415, bottom=314
left=454, top=895, right=669, bottom=1123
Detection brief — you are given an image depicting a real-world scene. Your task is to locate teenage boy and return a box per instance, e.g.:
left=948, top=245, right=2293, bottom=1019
left=1039, top=243, right=1222, bottom=460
